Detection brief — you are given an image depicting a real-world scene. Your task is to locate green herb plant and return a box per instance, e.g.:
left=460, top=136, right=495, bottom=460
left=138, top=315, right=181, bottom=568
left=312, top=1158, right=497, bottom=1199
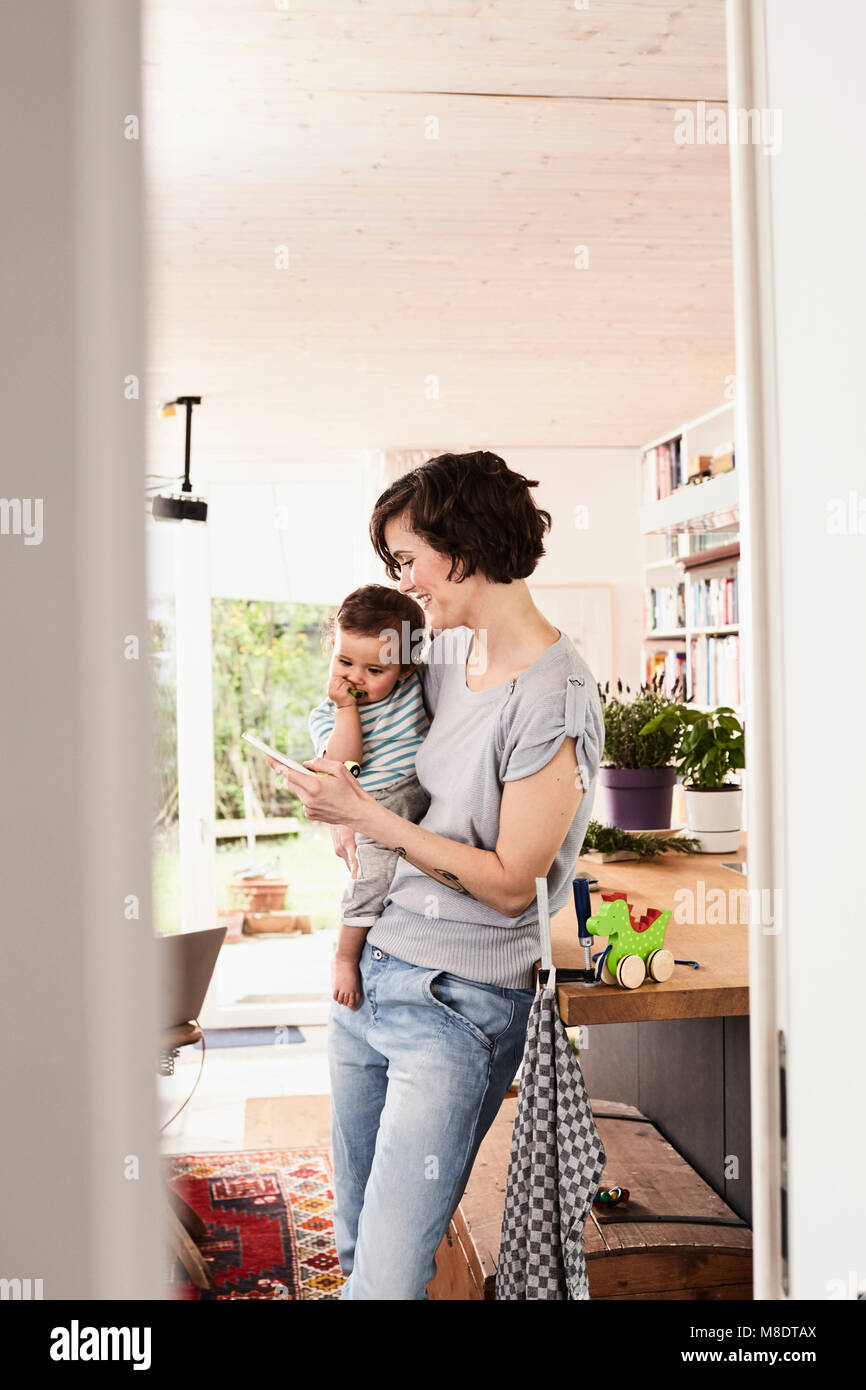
left=582, top=820, right=702, bottom=862
left=597, top=673, right=685, bottom=770
left=639, top=704, right=745, bottom=789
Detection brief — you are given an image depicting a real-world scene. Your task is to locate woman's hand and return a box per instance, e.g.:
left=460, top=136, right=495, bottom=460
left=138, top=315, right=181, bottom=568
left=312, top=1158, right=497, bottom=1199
left=267, top=755, right=375, bottom=831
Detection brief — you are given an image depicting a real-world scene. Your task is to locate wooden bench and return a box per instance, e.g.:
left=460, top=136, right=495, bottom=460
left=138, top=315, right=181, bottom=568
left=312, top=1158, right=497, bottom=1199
left=429, top=1096, right=753, bottom=1300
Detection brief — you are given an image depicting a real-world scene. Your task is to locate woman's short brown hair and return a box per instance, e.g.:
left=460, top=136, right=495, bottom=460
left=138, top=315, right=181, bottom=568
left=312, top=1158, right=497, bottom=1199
left=369, top=450, right=552, bottom=584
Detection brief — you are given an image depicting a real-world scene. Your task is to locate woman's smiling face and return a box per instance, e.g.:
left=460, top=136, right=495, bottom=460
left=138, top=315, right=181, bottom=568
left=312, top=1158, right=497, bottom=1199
left=383, top=513, right=474, bottom=630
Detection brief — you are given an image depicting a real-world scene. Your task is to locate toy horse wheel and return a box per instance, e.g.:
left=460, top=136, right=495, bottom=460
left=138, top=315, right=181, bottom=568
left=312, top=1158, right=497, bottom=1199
left=647, top=948, right=675, bottom=982
left=616, top=954, right=646, bottom=989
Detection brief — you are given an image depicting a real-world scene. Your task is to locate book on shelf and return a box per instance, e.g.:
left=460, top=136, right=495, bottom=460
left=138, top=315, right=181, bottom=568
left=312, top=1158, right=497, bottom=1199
left=642, top=437, right=683, bottom=504
left=655, top=533, right=739, bottom=562
left=645, top=646, right=687, bottom=693
left=642, top=439, right=736, bottom=505
left=689, top=633, right=741, bottom=708
left=644, top=580, right=686, bottom=633
left=688, top=572, right=739, bottom=628
left=687, top=533, right=737, bottom=557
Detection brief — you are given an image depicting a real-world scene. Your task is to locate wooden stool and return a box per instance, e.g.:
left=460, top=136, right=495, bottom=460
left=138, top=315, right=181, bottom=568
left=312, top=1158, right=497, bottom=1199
left=429, top=1097, right=752, bottom=1300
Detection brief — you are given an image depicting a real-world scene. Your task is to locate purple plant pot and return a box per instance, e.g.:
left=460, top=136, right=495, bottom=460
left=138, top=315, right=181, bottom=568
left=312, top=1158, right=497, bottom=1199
left=598, top=767, right=677, bottom=830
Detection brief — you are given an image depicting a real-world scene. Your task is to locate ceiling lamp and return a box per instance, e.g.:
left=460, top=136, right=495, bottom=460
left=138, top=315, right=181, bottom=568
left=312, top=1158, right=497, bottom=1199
left=152, top=396, right=208, bottom=522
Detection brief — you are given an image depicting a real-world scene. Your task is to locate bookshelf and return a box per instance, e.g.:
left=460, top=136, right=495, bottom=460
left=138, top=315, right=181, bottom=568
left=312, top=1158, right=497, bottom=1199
left=637, top=403, right=741, bottom=717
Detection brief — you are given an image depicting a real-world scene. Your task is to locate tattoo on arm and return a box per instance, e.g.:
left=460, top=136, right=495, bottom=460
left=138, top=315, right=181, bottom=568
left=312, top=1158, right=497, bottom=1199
left=433, top=869, right=476, bottom=899
left=390, top=839, right=474, bottom=898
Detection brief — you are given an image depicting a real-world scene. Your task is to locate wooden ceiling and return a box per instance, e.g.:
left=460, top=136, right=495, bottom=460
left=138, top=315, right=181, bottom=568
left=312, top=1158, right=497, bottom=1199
left=142, top=0, right=734, bottom=480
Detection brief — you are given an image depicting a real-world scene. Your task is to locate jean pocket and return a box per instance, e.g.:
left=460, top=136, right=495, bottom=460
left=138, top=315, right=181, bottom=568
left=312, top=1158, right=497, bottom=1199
left=421, top=970, right=515, bottom=1053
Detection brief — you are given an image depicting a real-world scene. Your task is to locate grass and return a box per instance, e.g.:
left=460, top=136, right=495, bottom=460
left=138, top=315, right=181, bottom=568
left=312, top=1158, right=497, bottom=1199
left=153, top=821, right=349, bottom=936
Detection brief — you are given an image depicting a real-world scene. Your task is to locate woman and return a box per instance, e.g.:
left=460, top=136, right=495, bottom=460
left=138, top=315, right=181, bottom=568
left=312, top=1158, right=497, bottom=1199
left=273, top=450, right=605, bottom=1300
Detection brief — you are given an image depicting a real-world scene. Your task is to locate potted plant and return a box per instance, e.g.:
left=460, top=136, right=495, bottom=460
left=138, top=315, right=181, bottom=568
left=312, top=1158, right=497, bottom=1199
left=597, top=676, right=685, bottom=830
left=638, top=703, right=745, bottom=852
left=227, top=870, right=289, bottom=915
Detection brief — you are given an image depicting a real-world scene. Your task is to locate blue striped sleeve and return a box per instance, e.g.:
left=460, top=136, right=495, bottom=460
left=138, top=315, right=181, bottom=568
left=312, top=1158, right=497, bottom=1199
left=308, top=700, right=336, bottom=757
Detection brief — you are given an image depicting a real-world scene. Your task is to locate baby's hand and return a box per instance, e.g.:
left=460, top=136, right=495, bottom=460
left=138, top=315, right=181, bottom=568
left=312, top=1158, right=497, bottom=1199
left=328, top=672, right=361, bottom=708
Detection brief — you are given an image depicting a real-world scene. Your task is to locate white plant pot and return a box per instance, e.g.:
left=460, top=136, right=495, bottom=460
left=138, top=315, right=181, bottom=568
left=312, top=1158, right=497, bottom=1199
left=684, top=786, right=743, bottom=853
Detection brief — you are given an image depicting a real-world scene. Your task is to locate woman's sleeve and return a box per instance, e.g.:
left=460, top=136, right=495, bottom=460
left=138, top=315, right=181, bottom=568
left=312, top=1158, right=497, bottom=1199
left=417, top=639, right=444, bottom=718
left=498, top=675, right=605, bottom=791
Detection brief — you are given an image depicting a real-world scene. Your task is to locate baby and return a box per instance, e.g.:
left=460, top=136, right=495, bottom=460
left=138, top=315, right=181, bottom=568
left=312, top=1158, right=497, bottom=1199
left=309, top=584, right=431, bottom=1009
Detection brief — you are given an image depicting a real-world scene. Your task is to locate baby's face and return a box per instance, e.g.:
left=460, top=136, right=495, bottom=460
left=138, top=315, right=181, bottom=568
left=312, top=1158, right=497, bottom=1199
left=331, top=625, right=404, bottom=705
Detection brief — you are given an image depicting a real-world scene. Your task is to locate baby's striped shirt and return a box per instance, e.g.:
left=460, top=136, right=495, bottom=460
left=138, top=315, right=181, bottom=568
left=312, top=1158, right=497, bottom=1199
left=308, top=668, right=429, bottom=791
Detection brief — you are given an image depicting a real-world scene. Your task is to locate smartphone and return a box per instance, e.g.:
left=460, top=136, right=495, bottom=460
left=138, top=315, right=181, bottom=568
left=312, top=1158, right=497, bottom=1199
left=241, top=731, right=318, bottom=778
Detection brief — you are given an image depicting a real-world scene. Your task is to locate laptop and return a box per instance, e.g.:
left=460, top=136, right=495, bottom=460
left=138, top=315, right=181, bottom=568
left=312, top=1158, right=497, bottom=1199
left=159, top=925, right=227, bottom=1029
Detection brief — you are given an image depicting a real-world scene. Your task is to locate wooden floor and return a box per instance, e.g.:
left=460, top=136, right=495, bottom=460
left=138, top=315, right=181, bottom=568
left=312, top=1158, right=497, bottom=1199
left=245, top=1093, right=331, bottom=1149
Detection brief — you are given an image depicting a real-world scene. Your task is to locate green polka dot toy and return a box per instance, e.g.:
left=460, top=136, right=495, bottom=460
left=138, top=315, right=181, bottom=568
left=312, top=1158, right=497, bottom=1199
left=585, top=893, right=674, bottom=989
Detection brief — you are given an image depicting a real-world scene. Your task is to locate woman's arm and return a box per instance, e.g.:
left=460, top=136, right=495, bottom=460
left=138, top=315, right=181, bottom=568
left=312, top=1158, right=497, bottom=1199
left=369, top=736, right=582, bottom=915
left=276, top=738, right=583, bottom=918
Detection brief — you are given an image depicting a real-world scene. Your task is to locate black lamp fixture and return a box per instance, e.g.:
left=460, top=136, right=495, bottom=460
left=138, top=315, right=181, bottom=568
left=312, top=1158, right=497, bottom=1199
left=152, top=395, right=208, bottom=522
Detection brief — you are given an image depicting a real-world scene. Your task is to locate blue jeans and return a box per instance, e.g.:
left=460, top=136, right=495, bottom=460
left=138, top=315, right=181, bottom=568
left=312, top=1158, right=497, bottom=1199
left=328, top=938, right=536, bottom=1300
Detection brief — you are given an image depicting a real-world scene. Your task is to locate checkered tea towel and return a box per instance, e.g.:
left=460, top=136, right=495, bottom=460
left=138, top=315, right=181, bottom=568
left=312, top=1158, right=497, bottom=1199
left=496, top=969, right=606, bottom=1300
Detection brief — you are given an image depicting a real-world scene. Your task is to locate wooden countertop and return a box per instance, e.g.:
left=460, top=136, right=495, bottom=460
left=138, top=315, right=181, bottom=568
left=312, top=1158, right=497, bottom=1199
left=548, top=833, right=749, bottom=1026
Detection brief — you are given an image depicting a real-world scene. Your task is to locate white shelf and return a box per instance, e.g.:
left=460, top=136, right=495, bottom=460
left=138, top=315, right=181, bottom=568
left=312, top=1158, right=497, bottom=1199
left=643, top=626, right=739, bottom=642
left=642, top=402, right=734, bottom=454
left=640, top=469, right=738, bottom=535
left=643, top=556, right=684, bottom=571
left=640, top=401, right=741, bottom=713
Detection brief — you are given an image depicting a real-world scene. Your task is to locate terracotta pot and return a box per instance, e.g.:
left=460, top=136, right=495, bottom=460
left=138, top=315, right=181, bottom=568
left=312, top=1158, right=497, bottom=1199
left=244, top=911, right=296, bottom=935
left=227, top=876, right=288, bottom=913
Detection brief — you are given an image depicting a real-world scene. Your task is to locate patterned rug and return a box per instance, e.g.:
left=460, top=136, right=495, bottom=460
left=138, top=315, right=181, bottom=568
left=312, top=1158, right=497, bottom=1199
left=165, top=1147, right=345, bottom=1300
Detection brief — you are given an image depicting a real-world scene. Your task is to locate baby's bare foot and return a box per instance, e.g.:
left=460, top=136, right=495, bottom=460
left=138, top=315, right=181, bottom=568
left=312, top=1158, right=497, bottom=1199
left=332, top=959, right=362, bottom=1010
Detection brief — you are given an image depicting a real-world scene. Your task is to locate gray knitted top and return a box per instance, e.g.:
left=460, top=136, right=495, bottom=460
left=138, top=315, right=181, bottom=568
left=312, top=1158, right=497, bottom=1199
left=365, top=626, right=605, bottom=988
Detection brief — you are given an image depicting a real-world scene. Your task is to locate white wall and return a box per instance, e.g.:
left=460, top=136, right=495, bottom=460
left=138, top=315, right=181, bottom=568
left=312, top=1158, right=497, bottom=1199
left=0, top=0, right=162, bottom=1299
left=507, top=448, right=644, bottom=692
left=179, top=446, right=647, bottom=685
left=763, top=0, right=866, bottom=1301
left=728, top=0, right=866, bottom=1300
